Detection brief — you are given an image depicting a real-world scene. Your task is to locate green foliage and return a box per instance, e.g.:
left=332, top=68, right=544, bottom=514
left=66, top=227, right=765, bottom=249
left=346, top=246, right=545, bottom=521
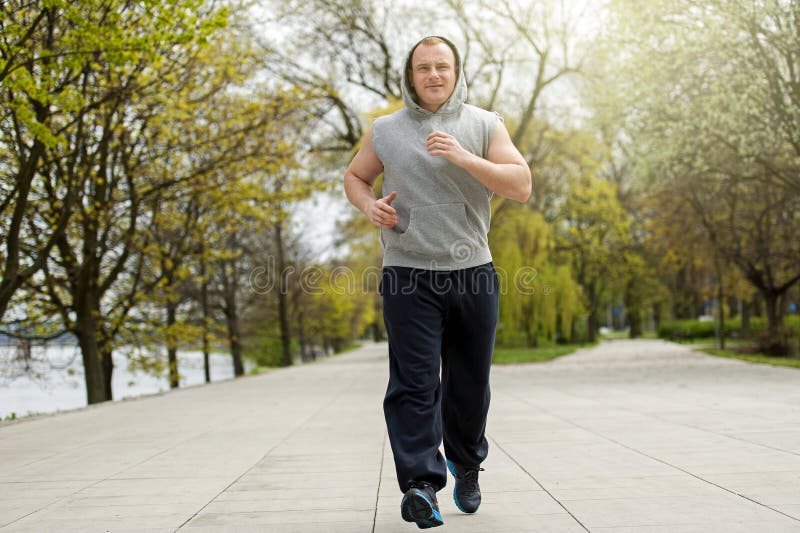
left=699, top=348, right=800, bottom=369
left=490, top=205, right=586, bottom=348
left=244, top=335, right=294, bottom=368
left=659, top=315, right=800, bottom=341
left=1, top=0, right=324, bottom=402
left=492, top=342, right=593, bottom=365
left=657, top=319, right=718, bottom=341
left=602, top=0, right=800, bottom=354
left=555, top=163, right=635, bottom=340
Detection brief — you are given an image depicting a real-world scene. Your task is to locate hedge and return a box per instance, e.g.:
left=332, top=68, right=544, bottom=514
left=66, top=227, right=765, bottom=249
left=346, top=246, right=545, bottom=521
left=658, top=315, right=800, bottom=340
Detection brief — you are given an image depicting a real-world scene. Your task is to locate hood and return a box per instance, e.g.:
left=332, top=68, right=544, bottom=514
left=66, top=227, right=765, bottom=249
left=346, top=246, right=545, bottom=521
left=402, top=36, right=467, bottom=119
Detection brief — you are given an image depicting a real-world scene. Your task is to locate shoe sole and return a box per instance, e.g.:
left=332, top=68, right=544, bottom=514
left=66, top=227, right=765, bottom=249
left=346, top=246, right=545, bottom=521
left=447, top=460, right=478, bottom=514
left=401, top=489, right=443, bottom=529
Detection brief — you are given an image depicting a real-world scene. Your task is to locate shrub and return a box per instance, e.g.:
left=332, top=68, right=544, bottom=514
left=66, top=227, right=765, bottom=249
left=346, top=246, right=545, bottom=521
left=658, top=315, right=800, bottom=341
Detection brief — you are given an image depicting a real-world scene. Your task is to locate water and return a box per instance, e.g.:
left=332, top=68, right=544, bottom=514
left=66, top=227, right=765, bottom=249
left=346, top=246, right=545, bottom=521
left=0, top=344, right=253, bottom=420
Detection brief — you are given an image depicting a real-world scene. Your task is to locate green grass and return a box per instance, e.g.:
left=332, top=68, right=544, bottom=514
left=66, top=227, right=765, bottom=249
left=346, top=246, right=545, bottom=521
left=492, top=343, right=590, bottom=364
left=1, top=411, right=45, bottom=424
left=697, top=347, right=800, bottom=369
left=599, top=329, right=630, bottom=340
left=659, top=315, right=800, bottom=342
left=335, top=342, right=363, bottom=354
left=247, top=366, right=277, bottom=375
left=599, top=329, right=659, bottom=340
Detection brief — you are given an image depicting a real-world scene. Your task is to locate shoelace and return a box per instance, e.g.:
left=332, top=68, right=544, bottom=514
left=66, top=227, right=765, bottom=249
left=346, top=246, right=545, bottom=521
left=409, top=481, right=435, bottom=496
left=459, top=467, right=484, bottom=494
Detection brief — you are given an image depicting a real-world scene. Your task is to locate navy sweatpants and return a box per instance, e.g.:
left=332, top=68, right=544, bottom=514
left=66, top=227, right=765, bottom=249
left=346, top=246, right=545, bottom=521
left=381, top=262, right=499, bottom=493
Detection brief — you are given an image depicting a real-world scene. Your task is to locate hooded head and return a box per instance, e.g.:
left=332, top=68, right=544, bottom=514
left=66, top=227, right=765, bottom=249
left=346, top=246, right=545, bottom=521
left=402, top=36, right=467, bottom=118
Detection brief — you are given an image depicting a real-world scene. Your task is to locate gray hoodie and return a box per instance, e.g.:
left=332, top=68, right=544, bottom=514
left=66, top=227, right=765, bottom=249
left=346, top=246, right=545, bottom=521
left=373, top=37, right=499, bottom=270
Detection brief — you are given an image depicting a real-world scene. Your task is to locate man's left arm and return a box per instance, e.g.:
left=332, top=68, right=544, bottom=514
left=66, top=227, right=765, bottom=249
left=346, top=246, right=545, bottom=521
left=426, top=118, right=532, bottom=202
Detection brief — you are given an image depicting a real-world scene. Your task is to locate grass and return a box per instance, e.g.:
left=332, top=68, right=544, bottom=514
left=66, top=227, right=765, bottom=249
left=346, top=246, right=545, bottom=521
left=492, top=343, right=592, bottom=364
left=697, top=347, right=800, bottom=369
left=1, top=411, right=46, bottom=425
left=599, top=329, right=629, bottom=340
left=599, top=329, right=659, bottom=340
left=247, top=366, right=277, bottom=375
left=336, top=342, right=363, bottom=354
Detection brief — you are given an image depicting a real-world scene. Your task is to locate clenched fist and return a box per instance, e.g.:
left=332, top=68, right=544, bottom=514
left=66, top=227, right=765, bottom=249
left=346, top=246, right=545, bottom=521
left=366, top=191, right=398, bottom=229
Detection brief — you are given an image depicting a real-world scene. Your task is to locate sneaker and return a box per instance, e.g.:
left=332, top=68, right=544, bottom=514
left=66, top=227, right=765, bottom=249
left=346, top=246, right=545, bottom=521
left=400, top=481, right=443, bottom=529
left=447, top=460, right=484, bottom=513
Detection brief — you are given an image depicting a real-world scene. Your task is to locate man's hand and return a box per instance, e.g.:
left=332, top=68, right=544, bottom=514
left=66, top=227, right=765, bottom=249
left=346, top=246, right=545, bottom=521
left=366, top=191, right=398, bottom=228
left=426, top=120, right=531, bottom=202
left=426, top=131, right=472, bottom=167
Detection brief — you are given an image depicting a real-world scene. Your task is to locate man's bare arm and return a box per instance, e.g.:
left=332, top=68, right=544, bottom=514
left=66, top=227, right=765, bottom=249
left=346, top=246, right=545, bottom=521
left=343, top=125, right=398, bottom=228
left=426, top=119, right=532, bottom=202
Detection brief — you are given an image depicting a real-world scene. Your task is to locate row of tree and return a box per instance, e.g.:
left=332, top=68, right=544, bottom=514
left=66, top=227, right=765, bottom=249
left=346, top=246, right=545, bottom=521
left=0, top=0, right=361, bottom=404
left=255, top=0, right=798, bottom=354
left=3, top=0, right=798, bottom=408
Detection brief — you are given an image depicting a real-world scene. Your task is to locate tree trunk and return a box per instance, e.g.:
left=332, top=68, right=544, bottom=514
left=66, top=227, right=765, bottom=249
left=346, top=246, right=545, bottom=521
left=587, top=312, right=598, bottom=343
left=0, top=136, right=46, bottom=321
left=227, top=313, right=245, bottom=376
left=587, top=283, right=599, bottom=343
left=752, top=293, right=763, bottom=317
left=714, top=260, right=726, bottom=350
left=716, top=286, right=726, bottom=350
left=224, top=299, right=245, bottom=377
left=275, top=224, right=292, bottom=367
left=762, top=291, right=788, bottom=356
left=101, top=344, right=114, bottom=401
left=167, top=302, right=179, bottom=389
left=625, top=281, right=643, bottom=339
left=741, top=298, right=751, bottom=337
left=653, top=304, right=661, bottom=332
left=74, top=289, right=107, bottom=404
left=297, top=308, right=308, bottom=361
left=628, top=311, right=642, bottom=338
left=200, top=246, right=211, bottom=383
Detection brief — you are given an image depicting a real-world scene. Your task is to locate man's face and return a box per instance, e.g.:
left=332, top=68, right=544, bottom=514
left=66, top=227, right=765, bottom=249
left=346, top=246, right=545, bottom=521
left=410, top=43, right=457, bottom=112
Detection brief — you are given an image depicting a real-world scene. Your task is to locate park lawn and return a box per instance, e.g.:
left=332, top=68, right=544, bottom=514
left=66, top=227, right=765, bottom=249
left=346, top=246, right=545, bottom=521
left=599, top=329, right=659, bottom=340
left=247, top=366, right=277, bottom=375
left=698, top=347, right=800, bottom=369
left=337, top=342, right=363, bottom=354
left=492, top=343, right=590, bottom=364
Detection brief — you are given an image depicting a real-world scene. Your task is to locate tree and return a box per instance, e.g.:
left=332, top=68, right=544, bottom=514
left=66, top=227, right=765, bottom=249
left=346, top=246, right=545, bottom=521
left=4, top=1, right=314, bottom=403
left=257, top=0, right=601, bottom=353
left=556, top=172, right=632, bottom=342
left=490, top=204, right=582, bottom=346
left=0, top=0, right=224, bottom=320
left=605, top=0, right=800, bottom=353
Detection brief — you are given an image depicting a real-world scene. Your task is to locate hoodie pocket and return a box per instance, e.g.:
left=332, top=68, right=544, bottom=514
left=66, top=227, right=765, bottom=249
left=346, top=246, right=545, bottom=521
left=387, top=203, right=483, bottom=259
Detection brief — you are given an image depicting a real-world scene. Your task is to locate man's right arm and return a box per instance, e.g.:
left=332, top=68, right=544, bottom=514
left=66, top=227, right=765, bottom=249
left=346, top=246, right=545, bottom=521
left=344, top=125, right=398, bottom=229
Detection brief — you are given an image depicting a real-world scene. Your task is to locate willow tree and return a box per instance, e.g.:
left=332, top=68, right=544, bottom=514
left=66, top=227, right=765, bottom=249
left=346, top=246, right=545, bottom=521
left=490, top=205, right=582, bottom=347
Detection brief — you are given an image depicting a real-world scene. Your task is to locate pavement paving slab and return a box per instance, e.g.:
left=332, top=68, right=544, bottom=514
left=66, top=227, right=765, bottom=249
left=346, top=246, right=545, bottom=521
left=1, top=339, right=799, bottom=532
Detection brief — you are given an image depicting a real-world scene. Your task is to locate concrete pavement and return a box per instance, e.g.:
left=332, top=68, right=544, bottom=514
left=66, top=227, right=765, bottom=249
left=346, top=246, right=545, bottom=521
left=1, top=339, right=799, bottom=532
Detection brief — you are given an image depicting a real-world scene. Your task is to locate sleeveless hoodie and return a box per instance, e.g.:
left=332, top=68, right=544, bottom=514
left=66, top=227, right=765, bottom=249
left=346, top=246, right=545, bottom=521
left=372, top=37, right=499, bottom=270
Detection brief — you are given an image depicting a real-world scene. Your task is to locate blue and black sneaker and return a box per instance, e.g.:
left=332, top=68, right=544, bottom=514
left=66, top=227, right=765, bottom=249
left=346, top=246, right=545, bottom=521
left=401, top=481, right=443, bottom=529
left=447, top=460, right=484, bottom=513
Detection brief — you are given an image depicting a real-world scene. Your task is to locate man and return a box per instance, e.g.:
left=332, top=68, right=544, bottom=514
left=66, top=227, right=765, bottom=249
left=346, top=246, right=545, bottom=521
left=344, top=36, right=531, bottom=529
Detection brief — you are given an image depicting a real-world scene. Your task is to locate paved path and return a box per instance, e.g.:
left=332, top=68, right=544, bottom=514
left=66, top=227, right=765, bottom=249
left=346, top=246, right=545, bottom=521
left=1, top=339, right=799, bottom=532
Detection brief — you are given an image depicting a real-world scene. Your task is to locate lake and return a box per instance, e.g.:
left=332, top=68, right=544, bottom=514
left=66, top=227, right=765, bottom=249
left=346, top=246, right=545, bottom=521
left=0, top=343, right=253, bottom=420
